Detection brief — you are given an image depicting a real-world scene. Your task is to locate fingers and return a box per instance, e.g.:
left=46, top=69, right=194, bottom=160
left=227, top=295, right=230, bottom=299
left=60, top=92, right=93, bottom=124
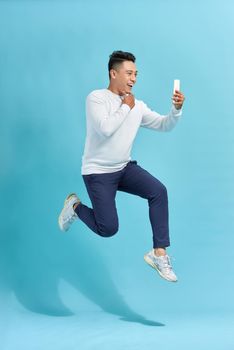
left=125, top=93, right=135, bottom=100
left=172, top=90, right=185, bottom=104
left=172, top=96, right=184, bottom=103
left=174, top=90, right=184, bottom=97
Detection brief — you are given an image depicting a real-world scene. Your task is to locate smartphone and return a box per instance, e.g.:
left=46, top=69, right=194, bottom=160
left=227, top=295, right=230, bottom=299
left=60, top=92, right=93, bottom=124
left=173, top=79, right=180, bottom=93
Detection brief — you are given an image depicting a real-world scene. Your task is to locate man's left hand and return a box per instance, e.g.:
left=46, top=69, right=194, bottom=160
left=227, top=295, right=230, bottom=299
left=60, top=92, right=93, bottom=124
left=172, top=90, right=185, bottom=110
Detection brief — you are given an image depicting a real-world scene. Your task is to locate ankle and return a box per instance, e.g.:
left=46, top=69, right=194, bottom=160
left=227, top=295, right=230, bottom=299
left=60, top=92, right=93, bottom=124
left=154, top=248, right=166, bottom=257
left=73, top=202, right=80, bottom=211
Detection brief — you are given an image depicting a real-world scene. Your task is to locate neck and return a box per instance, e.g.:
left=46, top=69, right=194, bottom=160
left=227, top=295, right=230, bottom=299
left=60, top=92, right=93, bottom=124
left=107, top=84, right=123, bottom=96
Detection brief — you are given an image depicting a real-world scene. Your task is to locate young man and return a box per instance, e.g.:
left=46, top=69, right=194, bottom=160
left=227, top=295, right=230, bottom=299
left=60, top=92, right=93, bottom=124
left=58, top=50, right=185, bottom=282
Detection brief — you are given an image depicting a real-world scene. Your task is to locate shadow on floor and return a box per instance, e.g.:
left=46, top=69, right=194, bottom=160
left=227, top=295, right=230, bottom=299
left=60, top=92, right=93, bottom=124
left=1, top=222, right=164, bottom=327
left=0, top=119, right=164, bottom=327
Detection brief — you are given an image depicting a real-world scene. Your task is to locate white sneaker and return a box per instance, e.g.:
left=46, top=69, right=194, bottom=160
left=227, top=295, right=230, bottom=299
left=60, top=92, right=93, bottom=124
left=144, top=249, right=178, bottom=282
left=58, top=193, right=81, bottom=232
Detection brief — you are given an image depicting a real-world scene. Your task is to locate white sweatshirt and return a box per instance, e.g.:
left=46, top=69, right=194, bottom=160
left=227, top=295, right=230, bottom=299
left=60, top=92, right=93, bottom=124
left=81, top=88, right=182, bottom=175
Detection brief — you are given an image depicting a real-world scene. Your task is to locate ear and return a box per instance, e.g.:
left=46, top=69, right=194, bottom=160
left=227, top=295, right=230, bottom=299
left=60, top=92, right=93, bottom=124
left=109, top=69, right=116, bottom=80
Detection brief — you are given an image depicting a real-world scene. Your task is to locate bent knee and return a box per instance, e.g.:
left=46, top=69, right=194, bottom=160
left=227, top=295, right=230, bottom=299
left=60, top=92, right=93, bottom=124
left=150, top=183, right=168, bottom=201
left=160, top=184, right=167, bottom=195
left=98, top=223, right=119, bottom=237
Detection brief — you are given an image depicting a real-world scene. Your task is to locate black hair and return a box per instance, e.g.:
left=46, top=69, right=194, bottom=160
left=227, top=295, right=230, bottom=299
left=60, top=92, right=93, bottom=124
left=108, top=50, right=136, bottom=79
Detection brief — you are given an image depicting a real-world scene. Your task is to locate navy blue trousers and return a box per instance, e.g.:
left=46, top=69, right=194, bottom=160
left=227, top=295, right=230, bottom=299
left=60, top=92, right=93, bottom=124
left=75, top=160, right=170, bottom=248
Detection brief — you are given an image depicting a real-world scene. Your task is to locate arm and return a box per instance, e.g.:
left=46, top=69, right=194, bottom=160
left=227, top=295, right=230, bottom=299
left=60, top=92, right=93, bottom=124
left=140, top=101, right=182, bottom=132
left=86, top=93, right=131, bottom=137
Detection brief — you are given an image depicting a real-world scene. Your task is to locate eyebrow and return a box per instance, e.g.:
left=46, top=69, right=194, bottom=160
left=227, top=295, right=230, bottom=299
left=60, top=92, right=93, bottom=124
left=126, top=70, right=138, bottom=74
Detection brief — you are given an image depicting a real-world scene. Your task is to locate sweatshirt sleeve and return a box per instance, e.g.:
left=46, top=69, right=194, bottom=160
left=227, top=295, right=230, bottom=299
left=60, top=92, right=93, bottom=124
left=86, top=93, right=131, bottom=137
left=140, top=101, right=182, bottom=132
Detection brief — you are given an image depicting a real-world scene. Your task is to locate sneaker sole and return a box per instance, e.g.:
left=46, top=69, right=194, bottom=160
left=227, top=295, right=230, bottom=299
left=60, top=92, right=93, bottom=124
left=58, top=209, right=68, bottom=232
left=144, top=255, right=177, bottom=282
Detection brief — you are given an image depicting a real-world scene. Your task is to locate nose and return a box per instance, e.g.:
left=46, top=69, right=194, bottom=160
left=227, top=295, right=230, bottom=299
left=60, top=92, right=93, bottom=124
left=131, top=75, right=136, bottom=84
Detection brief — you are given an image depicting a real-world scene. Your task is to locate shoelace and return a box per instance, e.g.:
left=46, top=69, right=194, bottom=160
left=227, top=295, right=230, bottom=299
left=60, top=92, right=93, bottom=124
left=155, top=254, right=175, bottom=272
left=162, top=256, right=171, bottom=271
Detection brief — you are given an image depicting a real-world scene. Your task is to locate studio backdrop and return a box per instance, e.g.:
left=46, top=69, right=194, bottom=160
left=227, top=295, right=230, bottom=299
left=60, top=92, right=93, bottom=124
left=0, top=0, right=234, bottom=349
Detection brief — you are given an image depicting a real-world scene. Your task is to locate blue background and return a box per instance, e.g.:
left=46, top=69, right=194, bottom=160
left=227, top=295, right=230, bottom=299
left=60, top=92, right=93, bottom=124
left=0, top=0, right=234, bottom=349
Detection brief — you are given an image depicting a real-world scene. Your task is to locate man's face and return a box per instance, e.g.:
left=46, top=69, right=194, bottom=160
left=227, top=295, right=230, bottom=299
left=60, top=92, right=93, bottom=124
left=110, top=60, right=138, bottom=95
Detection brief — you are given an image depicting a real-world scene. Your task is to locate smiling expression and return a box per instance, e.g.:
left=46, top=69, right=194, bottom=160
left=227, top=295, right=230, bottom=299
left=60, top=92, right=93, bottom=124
left=109, top=60, right=138, bottom=96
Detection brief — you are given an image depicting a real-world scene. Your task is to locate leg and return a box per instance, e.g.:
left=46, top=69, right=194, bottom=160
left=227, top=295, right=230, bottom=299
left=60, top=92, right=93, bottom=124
left=118, top=161, right=170, bottom=249
left=75, top=172, right=121, bottom=237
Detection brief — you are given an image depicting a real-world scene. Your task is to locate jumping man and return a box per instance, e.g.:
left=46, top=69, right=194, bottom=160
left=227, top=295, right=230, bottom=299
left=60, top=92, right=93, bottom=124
left=58, top=50, right=185, bottom=282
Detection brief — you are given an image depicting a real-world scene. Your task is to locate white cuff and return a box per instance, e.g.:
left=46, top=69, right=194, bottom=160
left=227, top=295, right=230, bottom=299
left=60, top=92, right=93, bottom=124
left=171, top=104, right=182, bottom=116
